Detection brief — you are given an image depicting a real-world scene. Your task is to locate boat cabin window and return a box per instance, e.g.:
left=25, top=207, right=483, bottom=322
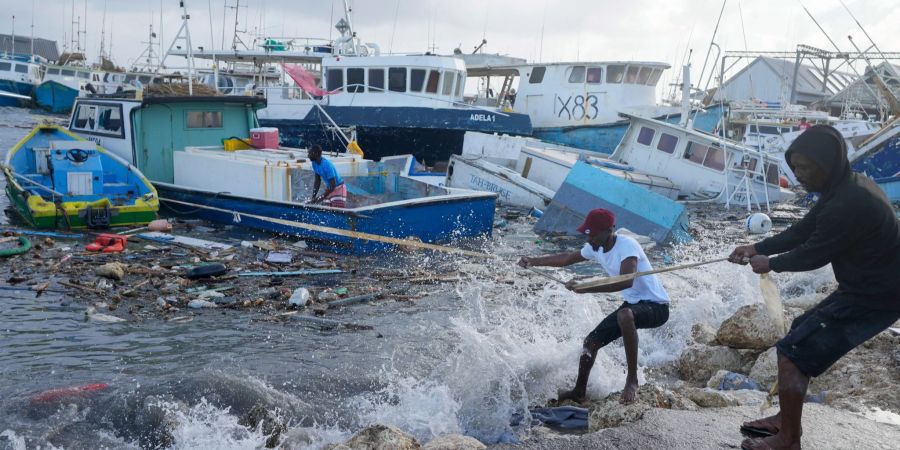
left=92, top=73, right=101, bottom=82
left=388, top=67, right=406, bottom=92
left=410, top=68, right=426, bottom=92
left=684, top=141, right=725, bottom=172
left=528, top=66, right=546, bottom=84
left=368, top=68, right=385, bottom=92
left=656, top=133, right=678, bottom=154
left=606, top=65, right=625, bottom=83
left=442, top=71, right=455, bottom=95
left=455, top=73, right=465, bottom=97
left=0, top=62, right=10, bottom=71
left=636, top=67, right=652, bottom=85
left=326, top=68, right=343, bottom=91
left=758, top=125, right=779, bottom=135
left=47, top=68, right=60, bottom=75
left=14, top=64, right=28, bottom=74
left=125, top=75, right=136, bottom=82
left=73, top=105, right=97, bottom=130
left=77, top=71, right=90, bottom=79
left=636, top=126, right=655, bottom=146
left=186, top=111, right=223, bottom=129
left=586, top=67, right=602, bottom=84
left=626, top=66, right=640, bottom=83
left=647, top=68, right=663, bottom=86
left=61, top=69, right=75, bottom=76
left=425, top=70, right=440, bottom=94
left=765, top=162, right=780, bottom=185
left=568, top=66, right=585, bottom=83
left=139, top=75, right=152, bottom=84
left=96, top=106, right=123, bottom=134
left=346, top=68, right=364, bottom=93
left=735, top=155, right=759, bottom=172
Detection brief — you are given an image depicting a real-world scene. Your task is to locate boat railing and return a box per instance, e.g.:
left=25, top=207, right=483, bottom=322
left=263, top=83, right=510, bottom=116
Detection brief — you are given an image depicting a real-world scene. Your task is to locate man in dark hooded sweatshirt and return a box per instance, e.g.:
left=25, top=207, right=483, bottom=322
left=730, top=125, right=900, bottom=450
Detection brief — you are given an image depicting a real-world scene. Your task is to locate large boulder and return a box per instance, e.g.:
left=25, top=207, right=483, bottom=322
left=677, top=344, right=745, bottom=383
left=715, top=304, right=783, bottom=350
left=750, top=347, right=779, bottom=389
left=684, top=387, right=768, bottom=408
left=423, top=434, right=486, bottom=450
left=334, top=424, right=420, bottom=450
left=587, top=384, right=695, bottom=431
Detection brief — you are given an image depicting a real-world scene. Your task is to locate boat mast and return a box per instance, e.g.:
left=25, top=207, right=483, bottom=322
left=99, top=0, right=107, bottom=62
left=30, top=0, right=35, bottom=62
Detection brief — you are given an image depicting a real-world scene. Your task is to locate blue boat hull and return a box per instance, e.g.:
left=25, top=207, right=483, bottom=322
left=535, top=161, right=691, bottom=244
left=34, top=81, right=78, bottom=113
left=260, top=105, right=532, bottom=165
left=0, top=79, right=35, bottom=107
left=876, top=176, right=900, bottom=203
left=532, top=104, right=725, bottom=154
left=852, top=135, right=900, bottom=180
left=156, top=183, right=497, bottom=254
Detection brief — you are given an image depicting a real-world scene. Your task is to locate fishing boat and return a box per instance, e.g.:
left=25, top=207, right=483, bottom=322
left=0, top=54, right=42, bottom=107
left=66, top=95, right=498, bottom=254
left=850, top=120, right=900, bottom=180
left=169, top=4, right=532, bottom=165
left=2, top=124, right=159, bottom=229
left=36, top=65, right=163, bottom=113
left=445, top=131, right=679, bottom=210
left=462, top=57, right=724, bottom=154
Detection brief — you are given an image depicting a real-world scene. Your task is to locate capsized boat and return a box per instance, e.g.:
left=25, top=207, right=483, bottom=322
left=2, top=124, right=159, bottom=229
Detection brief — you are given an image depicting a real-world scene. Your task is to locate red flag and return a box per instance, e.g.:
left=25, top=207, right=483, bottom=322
left=281, top=63, right=339, bottom=97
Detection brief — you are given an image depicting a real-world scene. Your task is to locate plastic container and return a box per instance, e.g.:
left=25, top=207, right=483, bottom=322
left=250, top=127, right=279, bottom=149
left=223, top=138, right=252, bottom=151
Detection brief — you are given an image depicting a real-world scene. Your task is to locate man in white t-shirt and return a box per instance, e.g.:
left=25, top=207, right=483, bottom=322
left=518, top=208, right=670, bottom=404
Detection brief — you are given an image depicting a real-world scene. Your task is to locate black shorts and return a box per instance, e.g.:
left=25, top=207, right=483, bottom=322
left=585, top=300, right=670, bottom=348
left=776, top=292, right=900, bottom=377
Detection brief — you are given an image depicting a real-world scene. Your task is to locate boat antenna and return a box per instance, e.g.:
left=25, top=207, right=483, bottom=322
left=538, top=0, right=547, bottom=62
left=99, top=0, right=107, bottom=62
left=389, top=0, right=400, bottom=54
left=10, top=15, right=14, bottom=58
left=696, top=0, right=726, bottom=93
left=30, top=0, right=35, bottom=62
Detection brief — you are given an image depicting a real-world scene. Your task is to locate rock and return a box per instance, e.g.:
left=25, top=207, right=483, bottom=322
left=238, top=404, right=287, bottom=448
left=715, top=304, right=782, bottom=350
left=684, top=387, right=768, bottom=408
left=337, top=424, right=420, bottom=450
left=317, top=291, right=339, bottom=302
left=588, top=399, right=650, bottom=431
left=587, top=384, right=695, bottom=431
left=423, top=434, right=486, bottom=450
left=691, top=323, right=717, bottom=345
left=677, top=344, right=745, bottom=383
left=750, top=347, right=779, bottom=389
left=705, top=370, right=762, bottom=391
left=94, top=262, right=126, bottom=281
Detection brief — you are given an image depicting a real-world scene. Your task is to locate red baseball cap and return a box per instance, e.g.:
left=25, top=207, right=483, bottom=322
left=576, top=208, right=616, bottom=235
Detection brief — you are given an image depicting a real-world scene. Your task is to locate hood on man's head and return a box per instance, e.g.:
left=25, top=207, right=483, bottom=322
left=785, top=124, right=850, bottom=192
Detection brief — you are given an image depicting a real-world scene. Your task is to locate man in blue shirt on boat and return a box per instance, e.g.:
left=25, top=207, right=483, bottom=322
left=308, top=144, right=347, bottom=208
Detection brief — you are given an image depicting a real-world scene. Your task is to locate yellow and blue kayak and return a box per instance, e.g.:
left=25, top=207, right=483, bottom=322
left=2, top=124, right=158, bottom=229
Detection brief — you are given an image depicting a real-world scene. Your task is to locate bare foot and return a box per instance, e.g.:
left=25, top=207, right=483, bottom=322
left=620, top=380, right=639, bottom=404
left=741, top=413, right=781, bottom=437
left=556, top=389, right=587, bottom=404
left=740, top=435, right=801, bottom=450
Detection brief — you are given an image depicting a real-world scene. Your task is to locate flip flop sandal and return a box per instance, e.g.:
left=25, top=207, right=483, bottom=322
left=740, top=424, right=778, bottom=438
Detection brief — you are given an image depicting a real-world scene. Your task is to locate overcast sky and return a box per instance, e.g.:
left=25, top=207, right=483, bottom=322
left=3, top=0, right=897, bottom=92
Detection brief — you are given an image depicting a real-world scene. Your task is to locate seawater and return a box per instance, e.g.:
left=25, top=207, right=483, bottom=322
left=0, top=107, right=835, bottom=449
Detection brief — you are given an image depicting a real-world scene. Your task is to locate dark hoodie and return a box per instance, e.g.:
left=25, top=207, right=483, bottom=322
left=754, top=125, right=900, bottom=310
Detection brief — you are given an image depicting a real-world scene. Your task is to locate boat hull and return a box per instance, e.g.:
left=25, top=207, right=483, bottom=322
left=0, top=80, right=34, bottom=107
left=532, top=104, right=725, bottom=154
left=259, top=105, right=532, bottom=165
left=34, top=80, right=79, bottom=113
left=852, top=135, right=900, bottom=180
left=876, top=176, right=900, bottom=204
left=156, top=183, right=497, bottom=254
left=3, top=125, right=159, bottom=229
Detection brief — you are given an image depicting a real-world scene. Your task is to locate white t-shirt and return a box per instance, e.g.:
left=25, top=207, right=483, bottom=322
left=580, top=235, right=670, bottom=304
